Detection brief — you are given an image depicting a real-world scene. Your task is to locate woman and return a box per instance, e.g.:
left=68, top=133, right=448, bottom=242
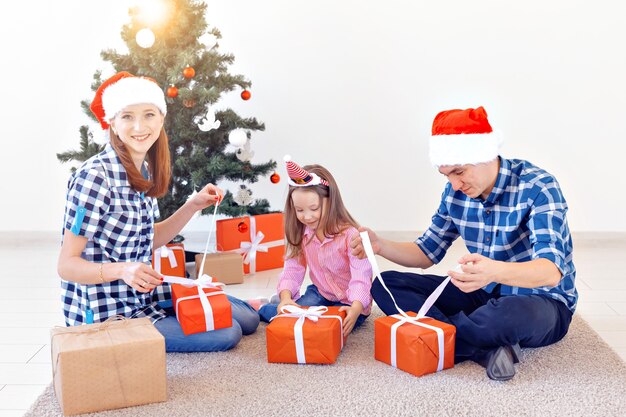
left=57, top=71, right=259, bottom=352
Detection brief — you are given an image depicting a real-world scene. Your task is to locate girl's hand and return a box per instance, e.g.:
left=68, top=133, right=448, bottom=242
left=119, top=263, right=163, bottom=293
left=339, top=301, right=364, bottom=337
left=276, top=298, right=299, bottom=314
left=189, top=183, right=224, bottom=211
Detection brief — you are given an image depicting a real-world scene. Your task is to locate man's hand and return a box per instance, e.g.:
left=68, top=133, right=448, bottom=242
left=349, top=227, right=380, bottom=259
left=448, top=253, right=501, bottom=293
left=339, top=301, right=364, bottom=337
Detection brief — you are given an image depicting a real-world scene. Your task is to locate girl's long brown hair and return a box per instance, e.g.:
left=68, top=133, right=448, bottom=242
left=109, top=127, right=171, bottom=197
left=284, top=164, right=358, bottom=258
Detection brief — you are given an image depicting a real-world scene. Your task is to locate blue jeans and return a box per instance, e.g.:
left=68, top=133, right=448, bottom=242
left=372, top=271, right=573, bottom=364
left=258, top=284, right=369, bottom=330
left=154, top=295, right=260, bottom=352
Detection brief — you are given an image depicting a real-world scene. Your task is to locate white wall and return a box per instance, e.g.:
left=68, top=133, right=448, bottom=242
left=1, top=0, right=624, bottom=232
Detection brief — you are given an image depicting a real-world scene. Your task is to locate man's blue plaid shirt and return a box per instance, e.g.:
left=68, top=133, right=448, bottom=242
left=416, top=157, right=577, bottom=312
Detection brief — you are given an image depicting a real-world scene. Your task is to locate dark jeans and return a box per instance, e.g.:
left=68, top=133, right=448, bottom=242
left=372, top=271, right=573, bottom=364
left=259, top=284, right=369, bottom=329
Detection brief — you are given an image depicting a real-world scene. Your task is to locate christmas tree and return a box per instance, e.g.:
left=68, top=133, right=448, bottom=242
left=57, top=0, right=277, bottom=220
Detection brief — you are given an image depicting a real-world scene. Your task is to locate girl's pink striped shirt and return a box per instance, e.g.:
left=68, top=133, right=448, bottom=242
left=277, top=226, right=374, bottom=315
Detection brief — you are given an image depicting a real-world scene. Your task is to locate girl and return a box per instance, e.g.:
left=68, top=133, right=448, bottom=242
left=57, top=71, right=259, bottom=352
left=258, top=157, right=373, bottom=337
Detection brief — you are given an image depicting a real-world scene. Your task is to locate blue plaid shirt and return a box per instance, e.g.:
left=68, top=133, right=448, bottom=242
left=61, top=143, right=172, bottom=326
left=416, top=157, right=577, bottom=312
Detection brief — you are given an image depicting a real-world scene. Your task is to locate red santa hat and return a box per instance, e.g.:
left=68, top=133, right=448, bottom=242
left=284, top=155, right=329, bottom=187
left=428, top=106, right=502, bottom=166
left=90, top=71, right=167, bottom=130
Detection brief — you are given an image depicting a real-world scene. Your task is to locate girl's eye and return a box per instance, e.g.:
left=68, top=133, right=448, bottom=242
left=122, top=114, right=133, bottom=120
left=146, top=112, right=155, bottom=118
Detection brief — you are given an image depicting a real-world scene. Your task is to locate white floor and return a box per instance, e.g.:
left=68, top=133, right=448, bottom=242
left=0, top=231, right=625, bottom=416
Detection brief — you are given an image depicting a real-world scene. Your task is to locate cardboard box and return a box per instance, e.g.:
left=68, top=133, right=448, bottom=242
left=266, top=306, right=346, bottom=364
left=374, top=313, right=455, bottom=377
left=216, top=213, right=284, bottom=274
left=171, top=281, right=233, bottom=336
left=51, top=317, right=166, bottom=416
left=195, top=252, right=244, bottom=284
left=152, top=243, right=186, bottom=277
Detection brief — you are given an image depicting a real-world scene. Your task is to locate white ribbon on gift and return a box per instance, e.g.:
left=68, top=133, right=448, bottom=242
left=269, top=305, right=344, bottom=364
left=153, top=244, right=184, bottom=274
left=163, top=274, right=226, bottom=332
left=360, top=231, right=457, bottom=372
left=234, top=216, right=283, bottom=274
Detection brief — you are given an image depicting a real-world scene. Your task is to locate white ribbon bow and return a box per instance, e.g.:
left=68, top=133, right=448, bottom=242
left=153, top=244, right=184, bottom=273
left=163, top=274, right=226, bottom=332
left=360, top=231, right=456, bottom=372
left=270, top=305, right=344, bottom=364
left=234, top=216, right=283, bottom=273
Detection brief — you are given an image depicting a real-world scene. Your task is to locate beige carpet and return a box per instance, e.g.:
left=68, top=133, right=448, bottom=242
left=27, top=309, right=626, bottom=417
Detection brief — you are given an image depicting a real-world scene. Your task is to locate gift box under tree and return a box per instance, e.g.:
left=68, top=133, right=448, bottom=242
left=195, top=252, right=244, bottom=285
left=266, top=305, right=346, bottom=364
left=216, top=213, right=284, bottom=274
left=375, top=313, right=455, bottom=377
left=152, top=243, right=186, bottom=277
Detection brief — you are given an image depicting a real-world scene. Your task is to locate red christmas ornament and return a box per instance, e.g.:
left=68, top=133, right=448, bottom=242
left=237, top=221, right=249, bottom=234
left=241, top=90, right=251, bottom=100
left=166, top=85, right=178, bottom=98
left=183, top=66, right=196, bottom=79
left=270, top=172, right=280, bottom=184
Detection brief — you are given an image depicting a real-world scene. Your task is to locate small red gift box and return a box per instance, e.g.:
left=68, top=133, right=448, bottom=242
left=170, top=278, right=232, bottom=336
left=375, top=312, right=455, bottom=377
left=216, top=213, right=284, bottom=274
left=266, top=306, right=346, bottom=364
left=152, top=243, right=186, bottom=277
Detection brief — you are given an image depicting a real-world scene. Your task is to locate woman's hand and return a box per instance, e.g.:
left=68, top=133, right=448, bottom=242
left=189, top=183, right=224, bottom=211
left=339, top=301, right=364, bottom=337
left=119, top=263, right=163, bottom=293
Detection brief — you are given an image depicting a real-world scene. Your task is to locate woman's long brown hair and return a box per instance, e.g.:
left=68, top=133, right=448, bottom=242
left=109, top=127, right=171, bottom=197
left=284, top=164, right=358, bottom=258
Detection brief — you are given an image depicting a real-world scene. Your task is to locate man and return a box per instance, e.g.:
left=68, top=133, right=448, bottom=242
left=351, top=106, right=577, bottom=381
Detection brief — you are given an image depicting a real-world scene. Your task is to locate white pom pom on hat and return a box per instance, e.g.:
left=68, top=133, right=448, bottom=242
left=90, top=71, right=167, bottom=131
left=428, top=106, right=502, bottom=167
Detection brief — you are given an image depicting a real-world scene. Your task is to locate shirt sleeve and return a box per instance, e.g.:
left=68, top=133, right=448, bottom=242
left=64, top=167, right=110, bottom=240
left=527, top=181, right=569, bottom=274
left=415, top=189, right=460, bottom=264
left=276, top=253, right=307, bottom=300
left=345, top=228, right=373, bottom=310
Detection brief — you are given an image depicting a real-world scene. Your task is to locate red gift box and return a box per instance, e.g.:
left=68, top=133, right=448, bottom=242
left=216, top=213, right=284, bottom=274
left=152, top=243, right=186, bottom=277
left=375, top=312, right=455, bottom=377
left=266, top=306, right=347, bottom=364
left=170, top=278, right=232, bottom=336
